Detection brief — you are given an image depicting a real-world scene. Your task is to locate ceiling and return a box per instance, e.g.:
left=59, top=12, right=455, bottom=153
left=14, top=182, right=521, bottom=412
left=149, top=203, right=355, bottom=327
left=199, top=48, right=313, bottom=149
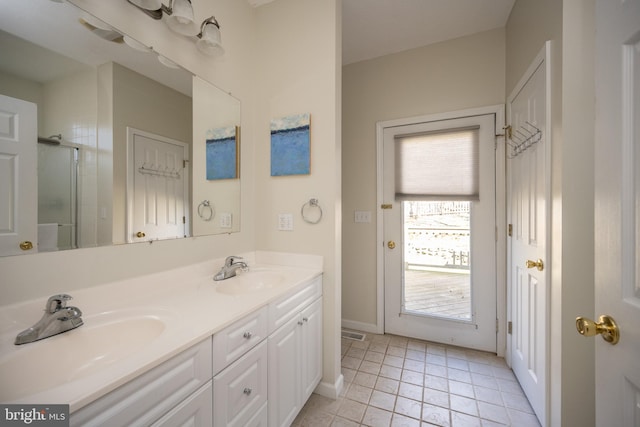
left=342, top=0, right=515, bottom=65
left=3, top=1, right=516, bottom=91
left=247, top=0, right=515, bottom=65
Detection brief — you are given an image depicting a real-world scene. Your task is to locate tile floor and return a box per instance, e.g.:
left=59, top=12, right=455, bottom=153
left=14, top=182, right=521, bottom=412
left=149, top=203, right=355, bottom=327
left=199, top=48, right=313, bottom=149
left=293, top=332, right=541, bottom=427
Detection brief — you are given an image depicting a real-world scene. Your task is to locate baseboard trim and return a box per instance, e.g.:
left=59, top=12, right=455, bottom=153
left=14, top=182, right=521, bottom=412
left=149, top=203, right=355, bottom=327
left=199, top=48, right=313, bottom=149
left=314, top=374, right=344, bottom=400
left=341, top=319, right=382, bottom=335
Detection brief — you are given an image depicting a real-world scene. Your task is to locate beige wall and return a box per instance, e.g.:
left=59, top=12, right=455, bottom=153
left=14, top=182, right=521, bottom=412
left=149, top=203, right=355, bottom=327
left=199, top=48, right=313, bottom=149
left=341, top=28, right=506, bottom=328
left=0, top=70, right=43, bottom=130
left=191, top=76, right=242, bottom=237
left=253, top=0, right=342, bottom=395
left=559, top=2, right=596, bottom=424
left=506, top=0, right=596, bottom=425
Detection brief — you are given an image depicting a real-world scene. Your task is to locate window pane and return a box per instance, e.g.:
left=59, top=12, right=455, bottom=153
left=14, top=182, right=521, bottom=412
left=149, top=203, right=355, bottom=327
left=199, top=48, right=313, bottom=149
left=403, top=201, right=471, bottom=320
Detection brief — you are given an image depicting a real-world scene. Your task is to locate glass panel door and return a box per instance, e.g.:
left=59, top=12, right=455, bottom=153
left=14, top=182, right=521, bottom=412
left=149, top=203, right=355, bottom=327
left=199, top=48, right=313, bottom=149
left=403, top=201, right=471, bottom=321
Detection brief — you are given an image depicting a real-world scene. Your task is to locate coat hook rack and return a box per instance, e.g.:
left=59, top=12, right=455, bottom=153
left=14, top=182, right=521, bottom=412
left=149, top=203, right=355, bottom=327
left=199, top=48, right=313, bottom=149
left=507, top=121, right=542, bottom=159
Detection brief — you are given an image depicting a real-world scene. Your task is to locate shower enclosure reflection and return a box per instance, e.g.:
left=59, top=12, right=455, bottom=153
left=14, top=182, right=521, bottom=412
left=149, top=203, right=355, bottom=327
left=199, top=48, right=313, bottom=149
left=37, top=141, right=79, bottom=252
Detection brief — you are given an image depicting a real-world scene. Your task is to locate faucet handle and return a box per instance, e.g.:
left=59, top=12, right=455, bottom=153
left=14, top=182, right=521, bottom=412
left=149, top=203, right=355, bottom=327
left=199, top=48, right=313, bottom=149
left=46, top=294, right=72, bottom=313
left=225, top=255, right=243, bottom=266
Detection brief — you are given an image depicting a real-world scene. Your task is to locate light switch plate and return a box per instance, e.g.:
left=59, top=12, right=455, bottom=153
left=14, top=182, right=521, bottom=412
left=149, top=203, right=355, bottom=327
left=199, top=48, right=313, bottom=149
left=219, top=212, right=232, bottom=228
left=354, top=211, right=372, bottom=223
left=278, top=213, right=294, bottom=231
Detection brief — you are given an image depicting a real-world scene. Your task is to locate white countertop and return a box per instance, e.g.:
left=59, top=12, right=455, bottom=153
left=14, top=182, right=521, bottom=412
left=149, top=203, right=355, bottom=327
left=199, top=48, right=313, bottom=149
left=0, top=251, right=322, bottom=411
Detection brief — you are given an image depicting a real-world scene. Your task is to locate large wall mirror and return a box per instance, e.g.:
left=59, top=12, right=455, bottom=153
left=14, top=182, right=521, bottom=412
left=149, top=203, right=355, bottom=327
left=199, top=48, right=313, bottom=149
left=0, top=0, right=241, bottom=257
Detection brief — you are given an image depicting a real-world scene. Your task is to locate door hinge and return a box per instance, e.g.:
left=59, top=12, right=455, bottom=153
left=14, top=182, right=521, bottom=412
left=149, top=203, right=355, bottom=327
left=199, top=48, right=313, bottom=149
left=508, top=321, right=512, bottom=335
left=183, top=216, right=186, bottom=224
left=183, top=159, right=190, bottom=168
left=508, top=224, right=513, bottom=237
left=496, top=125, right=512, bottom=139
left=496, top=319, right=499, bottom=333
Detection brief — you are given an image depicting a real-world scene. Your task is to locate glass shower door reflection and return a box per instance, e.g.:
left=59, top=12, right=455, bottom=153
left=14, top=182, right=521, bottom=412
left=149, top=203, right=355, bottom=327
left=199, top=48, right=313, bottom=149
left=37, top=143, right=78, bottom=251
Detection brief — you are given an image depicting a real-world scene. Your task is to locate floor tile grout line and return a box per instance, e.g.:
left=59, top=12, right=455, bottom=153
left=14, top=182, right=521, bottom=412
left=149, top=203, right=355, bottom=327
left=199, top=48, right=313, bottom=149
left=298, top=333, right=540, bottom=426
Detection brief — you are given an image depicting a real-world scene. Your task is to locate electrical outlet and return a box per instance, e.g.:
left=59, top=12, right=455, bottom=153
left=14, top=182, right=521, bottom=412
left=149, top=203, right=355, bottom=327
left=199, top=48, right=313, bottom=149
left=278, top=213, right=294, bottom=231
left=354, top=211, right=372, bottom=223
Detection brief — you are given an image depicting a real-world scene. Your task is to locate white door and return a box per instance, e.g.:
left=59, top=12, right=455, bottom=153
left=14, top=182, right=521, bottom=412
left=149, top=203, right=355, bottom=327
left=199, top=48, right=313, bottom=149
left=506, top=43, right=550, bottom=425
left=593, top=0, right=640, bottom=424
left=382, top=112, right=497, bottom=352
left=127, top=128, right=188, bottom=243
left=0, top=94, right=37, bottom=256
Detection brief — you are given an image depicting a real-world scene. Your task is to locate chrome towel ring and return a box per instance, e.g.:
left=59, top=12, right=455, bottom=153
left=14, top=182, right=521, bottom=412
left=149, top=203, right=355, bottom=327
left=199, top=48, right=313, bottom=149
left=301, top=198, right=322, bottom=224
left=198, top=200, right=214, bottom=221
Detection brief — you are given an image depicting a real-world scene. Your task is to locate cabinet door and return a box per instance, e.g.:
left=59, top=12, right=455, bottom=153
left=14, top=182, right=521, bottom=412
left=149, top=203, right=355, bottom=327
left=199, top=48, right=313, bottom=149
left=301, top=298, right=323, bottom=401
left=213, top=341, right=268, bottom=427
left=268, top=315, right=302, bottom=427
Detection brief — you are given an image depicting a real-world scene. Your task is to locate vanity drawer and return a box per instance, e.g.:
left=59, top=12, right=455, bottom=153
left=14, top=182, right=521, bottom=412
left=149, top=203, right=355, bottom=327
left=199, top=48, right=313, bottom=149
left=268, top=275, right=322, bottom=334
left=212, top=306, right=268, bottom=375
left=151, top=381, right=212, bottom=426
left=213, top=340, right=268, bottom=427
left=71, top=338, right=212, bottom=427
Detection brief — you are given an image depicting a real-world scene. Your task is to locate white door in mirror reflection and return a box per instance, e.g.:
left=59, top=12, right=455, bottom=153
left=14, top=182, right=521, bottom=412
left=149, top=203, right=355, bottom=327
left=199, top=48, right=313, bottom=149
left=0, top=94, right=37, bottom=256
left=127, top=128, right=189, bottom=243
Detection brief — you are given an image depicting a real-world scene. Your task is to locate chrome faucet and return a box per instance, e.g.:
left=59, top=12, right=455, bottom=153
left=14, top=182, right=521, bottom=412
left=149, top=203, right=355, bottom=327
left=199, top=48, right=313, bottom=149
left=14, top=294, right=84, bottom=345
left=214, top=256, right=249, bottom=281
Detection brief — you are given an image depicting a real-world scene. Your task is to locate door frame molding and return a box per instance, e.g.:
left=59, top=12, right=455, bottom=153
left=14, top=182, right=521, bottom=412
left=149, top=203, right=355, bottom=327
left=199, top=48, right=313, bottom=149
left=374, top=104, right=506, bottom=356
left=125, top=126, right=190, bottom=243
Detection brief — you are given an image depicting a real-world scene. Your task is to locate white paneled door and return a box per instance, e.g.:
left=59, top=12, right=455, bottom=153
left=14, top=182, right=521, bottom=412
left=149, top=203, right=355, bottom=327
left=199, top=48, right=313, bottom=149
left=0, top=94, right=37, bottom=256
left=381, top=111, right=498, bottom=352
left=506, top=43, right=550, bottom=425
left=127, top=128, right=188, bottom=243
left=593, top=0, right=640, bottom=424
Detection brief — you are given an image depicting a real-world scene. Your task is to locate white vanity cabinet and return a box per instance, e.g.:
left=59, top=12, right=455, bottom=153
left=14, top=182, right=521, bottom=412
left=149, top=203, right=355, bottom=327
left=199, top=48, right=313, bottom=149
left=69, top=272, right=323, bottom=427
left=268, top=277, right=323, bottom=427
left=70, top=338, right=212, bottom=427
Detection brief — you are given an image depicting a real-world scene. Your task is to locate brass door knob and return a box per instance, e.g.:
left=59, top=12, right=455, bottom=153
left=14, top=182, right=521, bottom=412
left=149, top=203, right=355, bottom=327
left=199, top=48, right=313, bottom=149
left=576, top=314, right=619, bottom=345
left=526, top=259, right=544, bottom=271
left=19, top=241, right=33, bottom=250
left=136, top=231, right=146, bottom=238
left=387, top=241, right=396, bottom=249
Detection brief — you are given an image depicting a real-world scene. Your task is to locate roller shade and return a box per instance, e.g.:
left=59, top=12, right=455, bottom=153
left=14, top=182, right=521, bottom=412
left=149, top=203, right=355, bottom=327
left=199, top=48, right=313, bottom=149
left=394, top=126, right=480, bottom=201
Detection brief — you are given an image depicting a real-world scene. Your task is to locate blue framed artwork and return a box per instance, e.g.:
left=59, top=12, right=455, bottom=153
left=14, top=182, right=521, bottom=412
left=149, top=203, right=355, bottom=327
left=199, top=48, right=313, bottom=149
left=270, top=113, right=310, bottom=176
left=206, top=126, right=239, bottom=180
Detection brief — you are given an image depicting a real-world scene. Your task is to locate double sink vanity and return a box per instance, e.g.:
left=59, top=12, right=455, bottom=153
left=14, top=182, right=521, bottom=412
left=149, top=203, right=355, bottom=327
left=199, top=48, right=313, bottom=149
left=0, top=251, right=323, bottom=426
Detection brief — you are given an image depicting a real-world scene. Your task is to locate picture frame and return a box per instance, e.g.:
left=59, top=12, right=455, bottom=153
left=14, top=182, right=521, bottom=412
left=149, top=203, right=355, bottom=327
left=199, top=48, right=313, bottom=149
left=206, top=126, right=240, bottom=180
left=270, top=113, right=311, bottom=176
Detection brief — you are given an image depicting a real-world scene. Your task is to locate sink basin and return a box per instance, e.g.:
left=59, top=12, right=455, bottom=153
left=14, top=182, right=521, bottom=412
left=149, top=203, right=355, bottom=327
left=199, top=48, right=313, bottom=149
left=0, top=312, right=166, bottom=402
left=216, top=270, right=286, bottom=295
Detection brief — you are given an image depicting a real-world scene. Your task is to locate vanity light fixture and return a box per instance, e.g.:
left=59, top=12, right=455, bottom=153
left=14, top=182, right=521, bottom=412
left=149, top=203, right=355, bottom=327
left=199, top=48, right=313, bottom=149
left=165, top=0, right=199, bottom=36
left=157, top=54, right=181, bottom=69
left=126, top=0, right=225, bottom=56
left=195, top=16, right=224, bottom=56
